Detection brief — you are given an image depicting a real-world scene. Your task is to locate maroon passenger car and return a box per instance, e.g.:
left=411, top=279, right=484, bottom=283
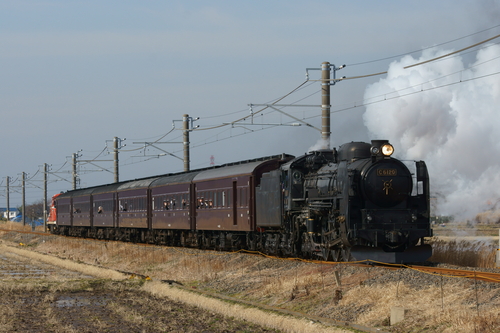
left=150, top=172, right=198, bottom=231
left=193, top=158, right=289, bottom=232
left=51, top=154, right=293, bottom=247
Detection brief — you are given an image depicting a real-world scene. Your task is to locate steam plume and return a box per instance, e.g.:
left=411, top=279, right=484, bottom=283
left=363, top=45, right=500, bottom=220
left=308, top=138, right=330, bottom=152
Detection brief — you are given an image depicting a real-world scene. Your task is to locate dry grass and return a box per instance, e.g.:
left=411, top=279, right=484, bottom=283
left=34, top=238, right=497, bottom=332
left=143, top=281, right=348, bottom=333
left=1, top=236, right=349, bottom=332
left=343, top=281, right=496, bottom=332
left=0, top=221, right=37, bottom=231
left=2, top=244, right=127, bottom=280
left=429, top=238, right=498, bottom=268
left=1, top=225, right=500, bottom=332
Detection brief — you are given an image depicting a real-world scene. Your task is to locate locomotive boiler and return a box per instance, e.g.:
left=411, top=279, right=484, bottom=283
left=258, top=139, right=432, bottom=262
left=49, top=140, right=432, bottom=263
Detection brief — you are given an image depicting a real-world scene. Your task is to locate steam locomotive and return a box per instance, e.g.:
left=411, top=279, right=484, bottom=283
left=48, top=140, right=432, bottom=263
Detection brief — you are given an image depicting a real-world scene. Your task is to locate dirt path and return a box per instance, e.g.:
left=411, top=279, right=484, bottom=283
left=0, top=246, right=280, bottom=333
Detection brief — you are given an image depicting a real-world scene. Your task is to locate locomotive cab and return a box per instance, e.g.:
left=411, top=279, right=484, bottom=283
left=281, top=149, right=335, bottom=212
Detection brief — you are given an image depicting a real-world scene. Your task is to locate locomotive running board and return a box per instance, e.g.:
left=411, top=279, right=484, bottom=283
left=350, top=244, right=432, bottom=264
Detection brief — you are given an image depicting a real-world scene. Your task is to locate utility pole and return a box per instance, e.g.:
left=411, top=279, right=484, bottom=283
left=110, top=137, right=125, bottom=183
left=306, top=62, right=346, bottom=149
left=114, top=137, right=119, bottom=182
left=134, top=116, right=197, bottom=172
left=43, top=163, right=48, bottom=232
left=171, top=114, right=199, bottom=172
left=70, top=150, right=84, bottom=189
left=321, top=62, right=331, bottom=146
left=75, top=139, right=121, bottom=185
left=5, top=176, right=9, bottom=221
left=181, top=114, right=200, bottom=171
left=183, top=114, right=190, bottom=172
left=72, top=153, right=78, bottom=190
left=251, top=62, right=346, bottom=150
left=21, top=172, right=25, bottom=226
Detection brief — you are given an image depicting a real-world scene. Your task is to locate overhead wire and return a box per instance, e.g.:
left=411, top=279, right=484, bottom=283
left=119, top=127, right=176, bottom=153
left=51, top=161, right=68, bottom=174
left=269, top=33, right=500, bottom=124
left=173, top=82, right=316, bottom=123
left=349, top=49, right=500, bottom=113
left=293, top=69, right=500, bottom=120
left=191, top=79, right=310, bottom=132
left=110, top=26, right=500, bottom=169
left=347, top=23, right=500, bottom=66
left=25, top=170, right=40, bottom=181
left=186, top=32, right=500, bottom=156
left=11, top=25, right=500, bottom=197
left=181, top=80, right=317, bottom=157
left=363, top=70, right=500, bottom=107
left=341, top=33, right=500, bottom=81
left=78, top=147, right=108, bottom=166
left=198, top=108, right=249, bottom=120
left=174, top=80, right=314, bottom=154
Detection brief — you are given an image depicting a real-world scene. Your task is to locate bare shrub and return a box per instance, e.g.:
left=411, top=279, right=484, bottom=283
left=332, top=289, right=342, bottom=305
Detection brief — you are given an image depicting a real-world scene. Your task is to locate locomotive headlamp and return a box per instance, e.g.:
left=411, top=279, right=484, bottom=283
left=370, top=147, right=379, bottom=155
left=381, top=143, right=394, bottom=156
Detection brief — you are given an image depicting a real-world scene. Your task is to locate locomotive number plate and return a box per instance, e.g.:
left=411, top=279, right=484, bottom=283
left=377, top=168, right=397, bottom=176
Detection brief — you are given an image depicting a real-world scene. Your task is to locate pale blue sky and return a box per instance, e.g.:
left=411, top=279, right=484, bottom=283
left=1, top=0, right=498, bottom=209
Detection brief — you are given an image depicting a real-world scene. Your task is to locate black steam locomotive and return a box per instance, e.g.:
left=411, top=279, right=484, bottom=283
left=49, top=140, right=432, bottom=263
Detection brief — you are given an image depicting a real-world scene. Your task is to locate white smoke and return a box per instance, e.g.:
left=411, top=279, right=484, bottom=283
left=363, top=44, right=500, bottom=220
left=308, top=138, right=330, bottom=152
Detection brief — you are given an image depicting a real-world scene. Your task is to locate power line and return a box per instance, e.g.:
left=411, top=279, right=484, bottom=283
left=187, top=61, right=500, bottom=154
left=120, top=127, right=176, bottom=153
left=340, top=34, right=500, bottom=81
left=123, top=32, right=500, bottom=154
left=299, top=69, right=500, bottom=118
left=347, top=24, right=500, bottom=67
left=76, top=147, right=108, bottom=166
left=192, top=79, right=310, bottom=132
left=78, top=33, right=500, bottom=171
left=8, top=27, right=500, bottom=196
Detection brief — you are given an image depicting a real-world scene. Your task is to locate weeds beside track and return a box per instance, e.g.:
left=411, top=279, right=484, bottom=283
left=1, top=223, right=500, bottom=332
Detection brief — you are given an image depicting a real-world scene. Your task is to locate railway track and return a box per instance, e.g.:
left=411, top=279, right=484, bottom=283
left=2, top=227, right=500, bottom=284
